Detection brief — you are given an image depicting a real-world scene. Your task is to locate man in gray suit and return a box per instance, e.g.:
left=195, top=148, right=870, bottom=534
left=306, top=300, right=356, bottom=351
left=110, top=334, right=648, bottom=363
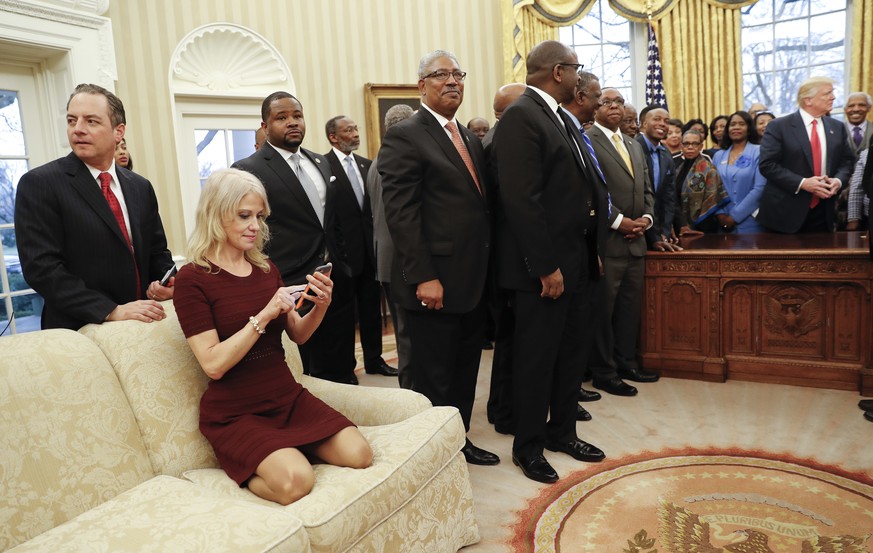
left=586, top=87, right=659, bottom=397
left=367, top=104, right=415, bottom=388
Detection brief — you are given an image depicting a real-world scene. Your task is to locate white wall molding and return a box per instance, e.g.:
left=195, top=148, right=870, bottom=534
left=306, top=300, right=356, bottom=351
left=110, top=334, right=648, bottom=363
left=170, top=23, right=294, bottom=98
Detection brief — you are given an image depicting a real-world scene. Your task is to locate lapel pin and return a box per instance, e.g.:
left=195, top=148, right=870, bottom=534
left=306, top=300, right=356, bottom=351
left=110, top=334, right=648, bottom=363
left=315, top=158, right=321, bottom=164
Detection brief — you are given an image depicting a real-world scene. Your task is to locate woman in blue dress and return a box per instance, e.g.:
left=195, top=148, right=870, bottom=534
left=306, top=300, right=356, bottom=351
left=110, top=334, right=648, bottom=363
left=712, top=111, right=767, bottom=233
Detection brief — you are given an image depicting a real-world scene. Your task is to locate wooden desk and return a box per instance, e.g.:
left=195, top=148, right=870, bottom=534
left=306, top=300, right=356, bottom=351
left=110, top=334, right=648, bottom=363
left=642, top=232, right=873, bottom=394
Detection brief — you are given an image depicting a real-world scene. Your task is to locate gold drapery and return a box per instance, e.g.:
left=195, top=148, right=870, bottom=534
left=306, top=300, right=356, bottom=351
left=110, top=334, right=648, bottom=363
left=850, top=0, right=873, bottom=118
left=655, top=1, right=744, bottom=124
left=503, top=0, right=750, bottom=124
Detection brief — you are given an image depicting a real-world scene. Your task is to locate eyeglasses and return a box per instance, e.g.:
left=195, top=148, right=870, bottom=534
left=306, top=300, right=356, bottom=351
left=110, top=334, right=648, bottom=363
left=681, top=141, right=703, bottom=147
left=421, top=70, right=467, bottom=82
left=599, top=98, right=626, bottom=107
left=555, top=62, right=584, bottom=72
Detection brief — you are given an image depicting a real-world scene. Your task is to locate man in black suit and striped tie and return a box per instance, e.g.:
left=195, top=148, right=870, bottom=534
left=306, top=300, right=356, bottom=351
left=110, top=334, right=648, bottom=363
left=15, top=83, right=175, bottom=331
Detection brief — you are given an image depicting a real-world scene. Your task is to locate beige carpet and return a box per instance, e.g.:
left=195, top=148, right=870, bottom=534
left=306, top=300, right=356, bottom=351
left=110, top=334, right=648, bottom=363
left=353, top=334, right=873, bottom=552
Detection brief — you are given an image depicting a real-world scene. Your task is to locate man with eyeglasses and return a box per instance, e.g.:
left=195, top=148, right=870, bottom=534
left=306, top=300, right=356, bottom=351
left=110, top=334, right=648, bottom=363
left=379, top=50, right=499, bottom=467
left=585, top=87, right=661, bottom=397
left=493, top=40, right=608, bottom=483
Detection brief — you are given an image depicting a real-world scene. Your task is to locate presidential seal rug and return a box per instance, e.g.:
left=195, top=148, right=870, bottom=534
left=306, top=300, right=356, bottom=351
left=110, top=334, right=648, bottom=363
left=510, top=448, right=873, bottom=552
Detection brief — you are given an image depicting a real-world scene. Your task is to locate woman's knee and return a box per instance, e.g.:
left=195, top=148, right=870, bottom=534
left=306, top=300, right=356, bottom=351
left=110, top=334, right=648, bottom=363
left=347, top=435, right=374, bottom=469
left=274, top=466, right=315, bottom=505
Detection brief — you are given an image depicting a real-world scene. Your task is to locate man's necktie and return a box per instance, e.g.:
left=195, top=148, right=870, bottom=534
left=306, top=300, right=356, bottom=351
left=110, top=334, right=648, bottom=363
left=580, top=128, right=613, bottom=217
left=344, top=156, right=365, bottom=209
left=291, top=153, right=325, bottom=225
left=99, top=172, right=140, bottom=298
left=612, top=133, right=634, bottom=177
left=854, top=126, right=863, bottom=147
left=810, top=119, right=822, bottom=208
left=445, top=121, right=482, bottom=195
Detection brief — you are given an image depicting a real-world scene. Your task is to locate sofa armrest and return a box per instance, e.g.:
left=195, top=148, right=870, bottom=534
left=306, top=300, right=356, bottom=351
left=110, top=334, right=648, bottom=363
left=299, top=375, right=432, bottom=426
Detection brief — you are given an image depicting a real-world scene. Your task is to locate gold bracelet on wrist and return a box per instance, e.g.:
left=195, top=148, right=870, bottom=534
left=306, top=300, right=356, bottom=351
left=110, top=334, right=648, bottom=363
left=249, top=316, right=266, bottom=335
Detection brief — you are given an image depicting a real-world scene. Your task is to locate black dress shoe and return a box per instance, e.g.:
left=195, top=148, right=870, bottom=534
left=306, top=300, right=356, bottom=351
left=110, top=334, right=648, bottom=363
left=593, top=377, right=638, bottom=396
left=365, top=360, right=399, bottom=376
left=462, top=439, right=500, bottom=465
left=512, top=453, right=559, bottom=483
left=576, top=404, right=592, bottom=421
left=545, top=438, right=605, bottom=462
left=347, top=374, right=359, bottom=385
left=865, top=411, right=873, bottom=423
left=859, top=399, right=873, bottom=411
left=578, top=387, right=602, bottom=402
left=617, top=367, right=660, bottom=383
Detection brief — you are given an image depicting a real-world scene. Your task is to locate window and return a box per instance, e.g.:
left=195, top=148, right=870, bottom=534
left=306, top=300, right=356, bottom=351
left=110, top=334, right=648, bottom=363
left=194, top=128, right=257, bottom=187
left=741, top=0, right=848, bottom=116
left=0, top=87, right=41, bottom=335
left=559, top=0, right=646, bottom=107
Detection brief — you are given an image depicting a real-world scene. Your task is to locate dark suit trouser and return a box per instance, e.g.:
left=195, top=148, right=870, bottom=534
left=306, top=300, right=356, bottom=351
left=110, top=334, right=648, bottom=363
left=404, top=304, right=485, bottom=432
left=511, top=280, right=592, bottom=458
left=353, top=257, right=385, bottom=369
left=589, top=254, right=644, bottom=380
left=383, top=283, right=413, bottom=389
left=486, top=289, right=514, bottom=428
left=300, top=271, right=357, bottom=383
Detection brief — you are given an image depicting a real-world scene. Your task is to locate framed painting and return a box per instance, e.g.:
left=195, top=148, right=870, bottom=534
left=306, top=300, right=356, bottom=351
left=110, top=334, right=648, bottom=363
left=363, top=83, right=420, bottom=158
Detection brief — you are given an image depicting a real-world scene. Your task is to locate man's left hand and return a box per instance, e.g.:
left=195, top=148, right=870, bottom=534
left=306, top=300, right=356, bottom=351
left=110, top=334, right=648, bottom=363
left=147, top=278, right=174, bottom=301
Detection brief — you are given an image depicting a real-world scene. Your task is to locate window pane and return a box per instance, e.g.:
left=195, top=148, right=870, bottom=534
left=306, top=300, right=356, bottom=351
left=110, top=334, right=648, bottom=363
left=195, top=129, right=227, bottom=179
left=578, top=9, right=604, bottom=43
left=775, top=0, right=809, bottom=21
left=11, top=292, right=42, bottom=333
left=0, top=160, right=26, bottom=225
left=743, top=0, right=773, bottom=24
left=808, top=12, right=845, bottom=66
left=773, top=68, right=806, bottom=115
left=0, top=300, right=9, bottom=336
left=0, top=91, right=26, bottom=156
left=743, top=73, right=774, bottom=112
left=742, top=25, right=774, bottom=73
left=575, top=45, right=604, bottom=74
left=810, top=0, right=835, bottom=15
left=774, top=20, right=809, bottom=67
left=229, top=130, right=256, bottom=164
left=602, top=44, right=632, bottom=88
left=558, top=26, right=574, bottom=44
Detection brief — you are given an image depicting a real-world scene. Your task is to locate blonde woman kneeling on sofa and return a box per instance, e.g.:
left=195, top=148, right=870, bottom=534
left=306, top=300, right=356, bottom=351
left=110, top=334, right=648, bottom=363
left=174, top=168, right=373, bottom=505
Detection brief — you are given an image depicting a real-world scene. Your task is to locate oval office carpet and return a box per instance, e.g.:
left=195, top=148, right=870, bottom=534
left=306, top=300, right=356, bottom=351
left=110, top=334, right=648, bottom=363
left=508, top=449, right=873, bottom=552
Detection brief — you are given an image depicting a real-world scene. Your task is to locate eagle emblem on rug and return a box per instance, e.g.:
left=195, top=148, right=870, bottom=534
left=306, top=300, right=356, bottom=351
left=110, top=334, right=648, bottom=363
left=657, top=500, right=869, bottom=552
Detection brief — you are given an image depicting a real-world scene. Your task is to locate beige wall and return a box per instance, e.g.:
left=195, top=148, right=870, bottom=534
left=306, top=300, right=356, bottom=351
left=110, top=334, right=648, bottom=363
left=107, top=0, right=503, bottom=253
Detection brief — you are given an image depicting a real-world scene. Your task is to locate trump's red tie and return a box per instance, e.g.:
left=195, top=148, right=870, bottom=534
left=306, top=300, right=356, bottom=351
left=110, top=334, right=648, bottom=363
left=99, top=172, right=141, bottom=298
left=809, top=119, right=822, bottom=209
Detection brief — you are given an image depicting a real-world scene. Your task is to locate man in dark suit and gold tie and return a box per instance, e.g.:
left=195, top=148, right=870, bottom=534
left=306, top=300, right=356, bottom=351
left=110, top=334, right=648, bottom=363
left=494, top=40, right=606, bottom=483
left=15, top=83, right=175, bottom=331
left=324, top=115, right=397, bottom=378
left=380, top=50, right=498, bottom=466
left=758, top=77, right=855, bottom=233
left=233, top=92, right=353, bottom=384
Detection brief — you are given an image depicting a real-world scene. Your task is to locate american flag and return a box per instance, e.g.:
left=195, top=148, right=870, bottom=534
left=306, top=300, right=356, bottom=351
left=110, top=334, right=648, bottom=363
left=646, top=22, right=668, bottom=110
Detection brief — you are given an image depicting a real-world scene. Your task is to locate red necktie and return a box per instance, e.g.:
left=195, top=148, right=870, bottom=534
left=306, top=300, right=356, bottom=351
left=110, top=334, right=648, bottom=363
left=809, top=119, right=822, bottom=209
left=445, top=121, right=482, bottom=195
left=99, top=172, right=141, bottom=298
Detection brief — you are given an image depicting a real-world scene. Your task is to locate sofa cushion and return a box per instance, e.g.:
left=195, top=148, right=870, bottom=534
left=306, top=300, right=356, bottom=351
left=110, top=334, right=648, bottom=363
left=184, top=406, right=466, bottom=553
left=0, top=329, right=154, bottom=551
left=8, top=476, right=310, bottom=553
left=80, top=303, right=219, bottom=478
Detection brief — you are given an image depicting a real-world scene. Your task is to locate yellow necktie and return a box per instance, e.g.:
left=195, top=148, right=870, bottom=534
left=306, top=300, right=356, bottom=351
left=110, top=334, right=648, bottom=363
left=612, top=133, right=634, bottom=177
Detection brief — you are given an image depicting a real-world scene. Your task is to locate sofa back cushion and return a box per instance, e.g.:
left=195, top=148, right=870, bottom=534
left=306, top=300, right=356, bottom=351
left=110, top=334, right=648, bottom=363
left=79, top=303, right=220, bottom=478
left=0, top=329, right=154, bottom=550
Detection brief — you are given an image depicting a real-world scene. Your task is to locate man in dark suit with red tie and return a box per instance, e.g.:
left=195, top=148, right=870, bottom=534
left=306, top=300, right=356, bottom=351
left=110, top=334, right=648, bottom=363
left=324, top=115, right=397, bottom=378
left=233, top=92, right=353, bottom=383
left=380, top=50, right=498, bottom=466
left=15, top=83, right=175, bottom=331
left=758, top=77, right=855, bottom=233
left=493, top=41, right=607, bottom=483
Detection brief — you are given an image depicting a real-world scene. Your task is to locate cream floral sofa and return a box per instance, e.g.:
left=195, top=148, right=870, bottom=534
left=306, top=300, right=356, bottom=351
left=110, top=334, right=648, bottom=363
left=0, top=302, right=480, bottom=552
